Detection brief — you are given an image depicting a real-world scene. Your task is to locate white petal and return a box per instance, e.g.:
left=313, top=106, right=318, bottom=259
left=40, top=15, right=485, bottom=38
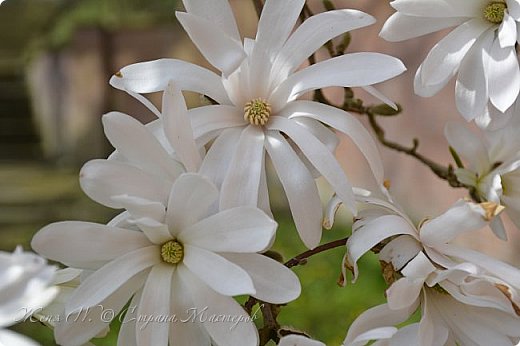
left=418, top=291, right=449, bottom=346
left=380, top=13, right=467, bottom=41
left=181, top=0, right=240, bottom=41
left=419, top=200, right=489, bottom=246
left=254, top=0, right=305, bottom=57
left=110, top=195, right=165, bottom=222
left=219, top=126, right=265, bottom=210
left=166, top=173, right=219, bottom=236
left=343, top=302, right=418, bottom=346
left=79, top=160, right=171, bottom=208
left=182, top=246, right=255, bottom=296
left=283, top=100, right=385, bottom=185
left=455, top=30, right=494, bottom=121
left=347, top=215, right=418, bottom=282
left=379, top=235, right=422, bottom=271
left=109, top=77, right=161, bottom=118
left=271, top=53, right=406, bottom=111
left=417, top=19, right=491, bottom=90
left=110, top=59, right=231, bottom=104
left=279, top=334, right=325, bottom=346
left=136, top=264, right=174, bottom=346
left=179, top=206, right=276, bottom=253
left=177, top=266, right=259, bottom=346
left=198, top=128, right=243, bottom=189
left=0, top=330, right=39, bottom=346
left=387, top=278, right=424, bottom=311
left=162, top=82, right=202, bottom=172
left=444, top=122, right=490, bottom=174
left=498, top=11, right=518, bottom=47
left=391, top=0, right=485, bottom=17
left=191, top=105, right=245, bottom=140
left=176, top=12, right=245, bottom=76
left=486, top=40, right=520, bottom=112
left=102, top=112, right=184, bottom=181
left=275, top=9, right=376, bottom=74
left=117, top=289, right=141, bottom=346
left=66, top=247, right=157, bottom=313
left=32, top=221, right=151, bottom=270
left=490, top=215, right=508, bottom=240
left=170, top=270, right=212, bottom=345
left=222, top=253, right=301, bottom=304
left=258, top=159, right=272, bottom=218
left=265, top=132, right=322, bottom=249
left=132, top=217, right=173, bottom=245
left=507, top=0, right=520, bottom=20
left=267, top=116, right=357, bottom=214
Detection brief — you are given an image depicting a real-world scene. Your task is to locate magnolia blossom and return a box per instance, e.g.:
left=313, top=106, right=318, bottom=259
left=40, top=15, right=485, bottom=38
left=110, top=0, right=406, bottom=249
left=445, top=119, right=520, bottom=238
left=278, top=335, right=325, bottom=346
left=0, top=247, right=58, bottom=346
left=343, top=252, right=520, bottom=346
left=32, top=173, right=301, bottom=346
left=380, top=0, right=520, bottom=123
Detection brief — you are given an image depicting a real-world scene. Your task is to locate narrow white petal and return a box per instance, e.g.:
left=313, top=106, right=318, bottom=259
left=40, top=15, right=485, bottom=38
left=279, top=335, right=325, bottom=346
left=181, top=0, right=241, bottom=41
left=198, top=128, right=243, bottom=189
left=109, top=76, right=161, bottom=118
left=191, top=105, right=245, bottom=140
left=179, top=206, right=276, bottom=253
left=420, top=200, right=489, bottom=246
left=32, top=221, right=151, bottom=270
left=498, top=11, right=518, bottom=47
left=507, top=0, right=520, bottom=20
left=418, top=291, right=449, bottom=346
left=176, top=12, right=245, bottom=76
left=136, top=264, right=174, bottom=346
left=490, top=215, right=508, bottom=240
left=177, top=266, right=259, bottom=346
left=67, top=247, right=158, bottom=313
left=0, top=330, right=39, bottom=346
left=222, top=253, right=301, bottom=304
left=267, top=116, right=357, bottom=214
left=417, top=19, right=491, bottom=89
left=283, top=100, right=385, bottom=185
left=486, top=41, right=520, bottom=112
left=343, top=302, right=418, bottom=346
left=102, top=112, right=184, bottom=181
left=162, top=82, right=202, bottom=172
left=380, top=13, right=467, bottom=42
left=379, top=236, right=422, bottom=271
left=132, top=217, right=173, bottom=245
left=182, top=245, right=255, bottom=296
left=265, top=132, right=322, bottom=249
left=275, top=9, right=376, bottom=74
left=347, top=215, right=418, bottom=282
left=258, top=159, right=272, bottom=218
left=166, top=173, right=219, bottom=236
left=79, top=160, right=171, bottom=208
left=444, top=122, right=490, bottom=174
left=271, top=53, right=406, bottom=111
left=387, top=278, right=424, bottom=310
left=117, top=289, right=141, bottom=346
left=219, top=126, right=265, bottom=210
left=455, top=30, right=493, bottom=121
left=110, top=59, right=231, bottom=104
left=391, top=0, right=486, bottom=17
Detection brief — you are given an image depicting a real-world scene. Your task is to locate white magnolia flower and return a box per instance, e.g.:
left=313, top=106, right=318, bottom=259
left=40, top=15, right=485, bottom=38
left=0, top=247, right=58, bottom=346
left=445, top=119, right=520, bottom=238
left=343, top=252, right=520, bottom=346
left=380, top=0, right=520, bottom=122
left=110, top=0, right=406, bottom=249
left=278, top=334, right=325, bottom=346
left=32, top=173, right=301, bottom=346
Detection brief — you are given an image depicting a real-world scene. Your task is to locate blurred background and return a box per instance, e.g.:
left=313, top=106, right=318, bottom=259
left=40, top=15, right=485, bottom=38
left=1, top=0, right=519, bottom=344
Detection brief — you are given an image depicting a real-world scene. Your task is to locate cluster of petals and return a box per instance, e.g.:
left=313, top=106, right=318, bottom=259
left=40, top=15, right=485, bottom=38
left=110, top=0, right=406, bottom=249
left=327, top=192, right=520, bottom=345
left=32, top=173, right=300, bottom=346
left=381, top=0, right=520, bottom=125
left=0, top=247, right=57, bottom=346
left=445, top=112, right=520, bottom=239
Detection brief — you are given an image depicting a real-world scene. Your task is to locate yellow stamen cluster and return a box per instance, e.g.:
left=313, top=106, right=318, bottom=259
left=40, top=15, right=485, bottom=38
left=484, top=2, right=507, bottom=24
left=160, top=240, right=184, bottom=264
left=244, top=98, right=271, bottom=126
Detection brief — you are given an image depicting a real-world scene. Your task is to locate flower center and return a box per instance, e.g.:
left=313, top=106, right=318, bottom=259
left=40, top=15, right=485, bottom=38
left=484, top=2, right=507, bottom=24
left=244, top=98, right=271, bottom=126
left=160, top=240, right=184, bottom=264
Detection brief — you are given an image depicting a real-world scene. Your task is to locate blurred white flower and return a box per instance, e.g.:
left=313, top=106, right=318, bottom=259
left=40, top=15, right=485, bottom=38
left=32, top=173, right=300, bottom=346
left=278, top=334, right=325, bottom=346
left=110, top=0, right=406, bottom=249
left=0, top=247, right=58, bottom=346
left=445, top=118, right=520, bottom=238
left=381, top=0, right=520, bottom=123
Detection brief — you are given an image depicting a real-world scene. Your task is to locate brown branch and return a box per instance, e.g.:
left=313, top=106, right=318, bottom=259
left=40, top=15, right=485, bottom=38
left=284, top=237, right=349, bottom=268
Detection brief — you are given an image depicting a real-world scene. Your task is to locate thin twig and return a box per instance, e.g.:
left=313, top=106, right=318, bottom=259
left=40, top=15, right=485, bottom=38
left=284, top=237, right=349, bottom=268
